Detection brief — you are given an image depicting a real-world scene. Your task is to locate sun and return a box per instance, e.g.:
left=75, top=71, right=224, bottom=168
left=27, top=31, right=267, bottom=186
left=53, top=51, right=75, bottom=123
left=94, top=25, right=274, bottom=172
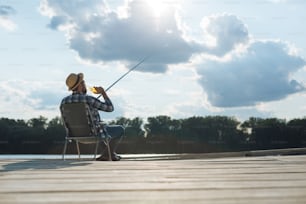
left=145, top=0, right=168, bottom=18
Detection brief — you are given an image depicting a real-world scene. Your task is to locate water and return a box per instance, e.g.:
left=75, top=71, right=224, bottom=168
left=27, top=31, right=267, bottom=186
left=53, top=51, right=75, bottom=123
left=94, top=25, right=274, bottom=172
left=0, top=154, right=178, bottom=160
left=0, top=154, right=81, bottom=160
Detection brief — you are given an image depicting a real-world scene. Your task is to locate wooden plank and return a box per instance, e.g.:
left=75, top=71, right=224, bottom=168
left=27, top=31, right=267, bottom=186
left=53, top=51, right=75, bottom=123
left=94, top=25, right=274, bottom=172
left=1, top=155, right=306, bottom=203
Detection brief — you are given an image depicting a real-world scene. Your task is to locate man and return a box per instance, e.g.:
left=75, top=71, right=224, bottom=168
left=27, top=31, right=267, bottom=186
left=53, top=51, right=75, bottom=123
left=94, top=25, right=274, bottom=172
left=61, top=73, right=124, bottom=161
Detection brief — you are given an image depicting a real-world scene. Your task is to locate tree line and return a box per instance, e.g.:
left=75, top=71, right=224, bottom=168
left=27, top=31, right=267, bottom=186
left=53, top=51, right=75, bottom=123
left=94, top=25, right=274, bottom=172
left=0, top=115, right=305, bottom=154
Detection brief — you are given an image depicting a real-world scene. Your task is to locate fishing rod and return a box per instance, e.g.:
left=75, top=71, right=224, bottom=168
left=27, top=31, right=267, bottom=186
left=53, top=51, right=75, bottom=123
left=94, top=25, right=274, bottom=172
left=94, top=56, right=149, bottom=99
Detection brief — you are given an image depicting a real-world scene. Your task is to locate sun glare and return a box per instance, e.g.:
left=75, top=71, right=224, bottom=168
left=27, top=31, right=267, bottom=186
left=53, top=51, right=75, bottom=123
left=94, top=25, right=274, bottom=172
left=145, top=0, right=168, bottom=18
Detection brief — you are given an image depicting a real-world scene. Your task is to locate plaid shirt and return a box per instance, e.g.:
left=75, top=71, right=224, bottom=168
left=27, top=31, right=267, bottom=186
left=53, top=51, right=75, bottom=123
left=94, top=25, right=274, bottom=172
left=61, top=92, right=114, bottom=130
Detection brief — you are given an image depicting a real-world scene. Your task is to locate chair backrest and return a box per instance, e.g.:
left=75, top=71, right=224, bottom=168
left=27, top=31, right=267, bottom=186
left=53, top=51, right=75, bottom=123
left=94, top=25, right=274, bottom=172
left=60, top=103, right=97, bottom=137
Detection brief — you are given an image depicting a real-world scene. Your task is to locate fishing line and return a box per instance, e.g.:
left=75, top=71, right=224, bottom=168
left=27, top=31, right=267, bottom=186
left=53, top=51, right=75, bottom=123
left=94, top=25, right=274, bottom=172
left=96, top=56, right=150, bottom=99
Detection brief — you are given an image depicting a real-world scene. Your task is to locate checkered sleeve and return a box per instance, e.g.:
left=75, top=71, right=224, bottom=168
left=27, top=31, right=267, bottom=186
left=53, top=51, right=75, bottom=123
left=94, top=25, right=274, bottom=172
left=87, top=96, right=114, bottom=112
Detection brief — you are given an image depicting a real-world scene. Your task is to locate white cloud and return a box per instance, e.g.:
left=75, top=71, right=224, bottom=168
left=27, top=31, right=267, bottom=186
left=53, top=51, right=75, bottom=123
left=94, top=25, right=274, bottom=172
left=0, top=5, right=15, bottom=16
left=0, top=80, right=65, bottom=119
left=38, top=0, right=306, bottom=115
left=40, top=0, right=196, bottom=73
left=40, top=0, right=252, bottom=73
left=0, top=17, right=16, bottom=31
left=200, top=13, right=249, bottom=56
left=0, top=5, right=17, bottom=31
left=197, top=40, right=306, bottom=107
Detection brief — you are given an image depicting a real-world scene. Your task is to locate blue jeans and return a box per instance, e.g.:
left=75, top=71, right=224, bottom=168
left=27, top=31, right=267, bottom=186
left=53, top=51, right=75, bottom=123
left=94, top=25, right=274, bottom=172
left=100, top=124, right=124, bottom=155
left=105, top=125, right=125, bottom=140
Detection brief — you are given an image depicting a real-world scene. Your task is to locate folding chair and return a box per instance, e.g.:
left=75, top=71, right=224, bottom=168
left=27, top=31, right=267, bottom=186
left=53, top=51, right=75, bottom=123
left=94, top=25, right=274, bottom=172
left=60, top=102, right=112, bottom=161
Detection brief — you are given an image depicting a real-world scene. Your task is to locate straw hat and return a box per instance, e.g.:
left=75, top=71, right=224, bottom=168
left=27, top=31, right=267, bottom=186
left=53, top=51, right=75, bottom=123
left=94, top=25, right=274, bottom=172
left=65, top=73, right=84, bottom=90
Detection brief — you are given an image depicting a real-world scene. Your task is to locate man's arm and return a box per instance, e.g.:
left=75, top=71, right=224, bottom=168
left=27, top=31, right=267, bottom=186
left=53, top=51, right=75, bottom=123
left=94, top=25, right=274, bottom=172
left=90, top=86, right=114, bottom=112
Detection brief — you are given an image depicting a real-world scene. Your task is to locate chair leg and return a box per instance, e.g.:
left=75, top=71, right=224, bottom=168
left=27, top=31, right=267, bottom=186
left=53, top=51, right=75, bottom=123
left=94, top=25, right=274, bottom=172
left=62, top=139, right=68, bottom=160
left=105, top=138, right=112, bottom=161
left=76, top=141, right=81, bottom=160
left=94, top=141, right=99, bottom=160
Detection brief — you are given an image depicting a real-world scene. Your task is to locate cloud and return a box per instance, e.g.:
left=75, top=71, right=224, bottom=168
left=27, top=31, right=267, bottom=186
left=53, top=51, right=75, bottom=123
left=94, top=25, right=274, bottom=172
left=39, top=0, right=197, bottom=73
left=5, top=79, right=124, bottom=120
left=200, top=14, right=249, bottom=56
left=39, top=0, right=306, bottom=109
left=48, top=15, right=69, bottom=29
left=0, top=80, right=65, bottom=119
left=40, top=1, right=248, bottom=73
left=29, top=89, right=64, bottom=110
left=0, top=5, right=16, bottom=31
left=197, top=40, right=306, bottom=107
left=0, top=5, right=15, bottom=16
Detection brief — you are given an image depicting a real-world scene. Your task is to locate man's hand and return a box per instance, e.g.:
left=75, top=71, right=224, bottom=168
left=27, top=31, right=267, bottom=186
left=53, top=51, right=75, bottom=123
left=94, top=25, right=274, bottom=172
left=90, top=86, right=109, bottom=99
left=91, top=86, right=105, bottom=94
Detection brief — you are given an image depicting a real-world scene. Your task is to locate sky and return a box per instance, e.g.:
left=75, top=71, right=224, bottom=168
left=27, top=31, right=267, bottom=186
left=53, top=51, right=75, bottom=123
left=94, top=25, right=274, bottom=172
left=0, top=0, right=306, bottom=122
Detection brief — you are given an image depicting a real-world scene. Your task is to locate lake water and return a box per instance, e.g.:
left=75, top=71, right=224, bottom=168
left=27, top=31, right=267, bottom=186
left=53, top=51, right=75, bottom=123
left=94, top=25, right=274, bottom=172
left=0, top=154, right=178, bottom=160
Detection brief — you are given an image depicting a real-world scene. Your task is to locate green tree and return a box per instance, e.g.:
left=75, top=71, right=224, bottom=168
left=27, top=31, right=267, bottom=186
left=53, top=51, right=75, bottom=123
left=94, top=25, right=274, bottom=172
left=110, top=117, right=145, bottom=138
left=180, top=116, right=240, bottom=142
left=287, top=118, right=306, bottom=127
left=243, top=117, right=287, bottom=149
left=144, top=115, right=174, bottom=139
left=45, top=116, right=65, bottom=141
left=126, top=117, right=145, bottom=138
left=110, top=117, right=130, bottom=127
left=27, top=116, right=48, bottom=129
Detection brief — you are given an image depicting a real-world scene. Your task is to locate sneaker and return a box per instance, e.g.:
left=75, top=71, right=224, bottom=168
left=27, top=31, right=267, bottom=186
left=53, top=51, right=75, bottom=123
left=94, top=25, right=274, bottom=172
left=96, top=153, right=121, bottom=161
left=111, top=154, right=121, bottom=161
left=113, top=153, right=122, bottom=160
left=96, top=155, right=111, bottom=161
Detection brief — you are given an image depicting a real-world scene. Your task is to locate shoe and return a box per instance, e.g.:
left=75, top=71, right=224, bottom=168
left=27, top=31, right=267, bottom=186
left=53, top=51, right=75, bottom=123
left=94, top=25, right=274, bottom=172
left=96, top=155, right=111, bottom=161
left=96, top=153, right=121, bottom=161
left=113, top=153, right=122, bottom=160
left=111, top=154, right=121, bottom=161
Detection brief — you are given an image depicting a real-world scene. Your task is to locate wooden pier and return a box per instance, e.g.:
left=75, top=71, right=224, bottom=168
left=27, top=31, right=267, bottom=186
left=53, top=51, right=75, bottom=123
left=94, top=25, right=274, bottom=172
left=1, top=153, right=306, bottom=203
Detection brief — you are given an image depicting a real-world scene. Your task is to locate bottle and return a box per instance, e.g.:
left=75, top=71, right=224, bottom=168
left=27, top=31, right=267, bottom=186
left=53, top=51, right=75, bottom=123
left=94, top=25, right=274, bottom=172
left=88, top=86, right=99, bottom=94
